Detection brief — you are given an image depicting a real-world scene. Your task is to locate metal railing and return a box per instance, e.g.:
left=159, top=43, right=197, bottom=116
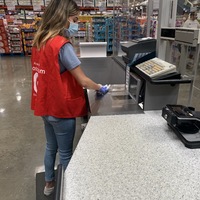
left=55, top=164, right=64, bottom=200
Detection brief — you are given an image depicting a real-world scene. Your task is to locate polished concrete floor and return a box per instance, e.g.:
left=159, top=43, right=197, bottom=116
left=0, top=56, right=83, bottom=200
left=0, top=55, right=199, bottom=200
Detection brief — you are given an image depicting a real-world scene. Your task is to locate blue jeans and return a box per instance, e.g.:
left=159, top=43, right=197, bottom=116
left=42, top=116, right=76, bottom=182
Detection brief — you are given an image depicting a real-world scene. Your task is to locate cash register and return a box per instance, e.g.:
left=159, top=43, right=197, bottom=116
left=162, top=104, right=200, bottom=149
left=121, top=38, right=157, bottom=65
left=120, top=39, right=192, bottom=110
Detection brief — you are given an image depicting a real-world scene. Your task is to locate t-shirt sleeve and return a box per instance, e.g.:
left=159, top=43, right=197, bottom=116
left=59, top=43, right=81, bottom=73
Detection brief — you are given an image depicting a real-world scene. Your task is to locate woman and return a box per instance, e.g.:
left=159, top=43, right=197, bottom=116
left=183, top=11, right=200, bottom=28
left=31, top=0, right=108, bottom=196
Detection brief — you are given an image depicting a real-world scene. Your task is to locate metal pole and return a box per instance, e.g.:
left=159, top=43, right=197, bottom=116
left=157, top=0, right=177, bottom=60
left=188, top=44, right=200, bottom=105
left=147, top=0, right=153, bottom=37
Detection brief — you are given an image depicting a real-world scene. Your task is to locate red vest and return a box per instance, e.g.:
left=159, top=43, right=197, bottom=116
left=31, top=36, right=87, bottom=118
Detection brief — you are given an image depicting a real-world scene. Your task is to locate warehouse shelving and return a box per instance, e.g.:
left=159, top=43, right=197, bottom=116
left=21, top=27, right=36, bottom=55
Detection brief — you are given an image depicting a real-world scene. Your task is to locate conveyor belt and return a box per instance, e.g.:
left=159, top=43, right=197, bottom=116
left=80, top=57, right=126, bottom=84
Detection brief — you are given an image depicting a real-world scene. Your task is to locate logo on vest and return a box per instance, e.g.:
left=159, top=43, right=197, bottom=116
left=32, top=62, right=46, bottom=74
left=32, top=62, right=46, bottom=93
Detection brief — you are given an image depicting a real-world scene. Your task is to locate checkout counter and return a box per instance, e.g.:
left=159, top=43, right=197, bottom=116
left=63, top=112, right=200, bottom=200
left=56, top=39, right=198, bottom=200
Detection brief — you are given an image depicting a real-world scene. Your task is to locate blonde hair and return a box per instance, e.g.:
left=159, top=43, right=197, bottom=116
left=33, top=0, right=79, bottom=49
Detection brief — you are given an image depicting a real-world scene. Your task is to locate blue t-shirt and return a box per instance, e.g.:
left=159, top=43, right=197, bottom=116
left=59, top=43, right=81, bottom=73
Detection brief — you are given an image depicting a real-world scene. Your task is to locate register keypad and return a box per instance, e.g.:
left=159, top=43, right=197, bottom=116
left=135, top=58, right=176, bottom=78
left=138, top=61, right=164, bottom=76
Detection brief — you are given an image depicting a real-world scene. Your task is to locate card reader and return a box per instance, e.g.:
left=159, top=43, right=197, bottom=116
left=162, top=105, right=200, bottom=149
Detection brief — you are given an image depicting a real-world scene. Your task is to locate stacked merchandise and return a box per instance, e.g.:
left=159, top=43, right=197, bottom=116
left=92, top=16, right=113, bottom=53
left=18, top=0, right=31, bottom=5
left=0, top=15, right=24, bottom=55
left=5, top=0, right=18, bottom=10
left=0, top=19, right=10, bottom=54
left=150, top=19, right=157, bottom=38
left=113, top=16, right=123, bottom=52
left=0, top=19, right=39, bottom=55
left=83, top=0, right=94, bottom=7
left=105, top=17, right=113, bottom=53
left=74, top=15, right=114, bottom=55
left=0, top=9, right=5, bottom=18
left=113, top=15, right=144, bottom=54
left=137, top=17, right=147, bottom=37
left=122, top=17, right=143, bottom=40
left=95, top=0, right=106, bottom=11
left=73, top=15, right=92, bottom=56
left=76, top=15, right=92, bottom=40
left=85, top=21, right=92, bottom=41
left=107, top=0, right=114, bottom=7
left=93, top=16, right=106, bottom=42
left=44, top=0, right=51, bottom=6
left=32, top=0, right=44, bottom=10
left=8, top=24, right=23, bottom=54
left=21, top=23, right=37, bottom=55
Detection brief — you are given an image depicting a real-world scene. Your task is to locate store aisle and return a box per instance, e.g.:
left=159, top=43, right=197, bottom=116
left=0, top=56, right=83, bottom=200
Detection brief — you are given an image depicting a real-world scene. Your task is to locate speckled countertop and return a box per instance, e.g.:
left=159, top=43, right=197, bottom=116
left=63, top=111, right=200, bottom=200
